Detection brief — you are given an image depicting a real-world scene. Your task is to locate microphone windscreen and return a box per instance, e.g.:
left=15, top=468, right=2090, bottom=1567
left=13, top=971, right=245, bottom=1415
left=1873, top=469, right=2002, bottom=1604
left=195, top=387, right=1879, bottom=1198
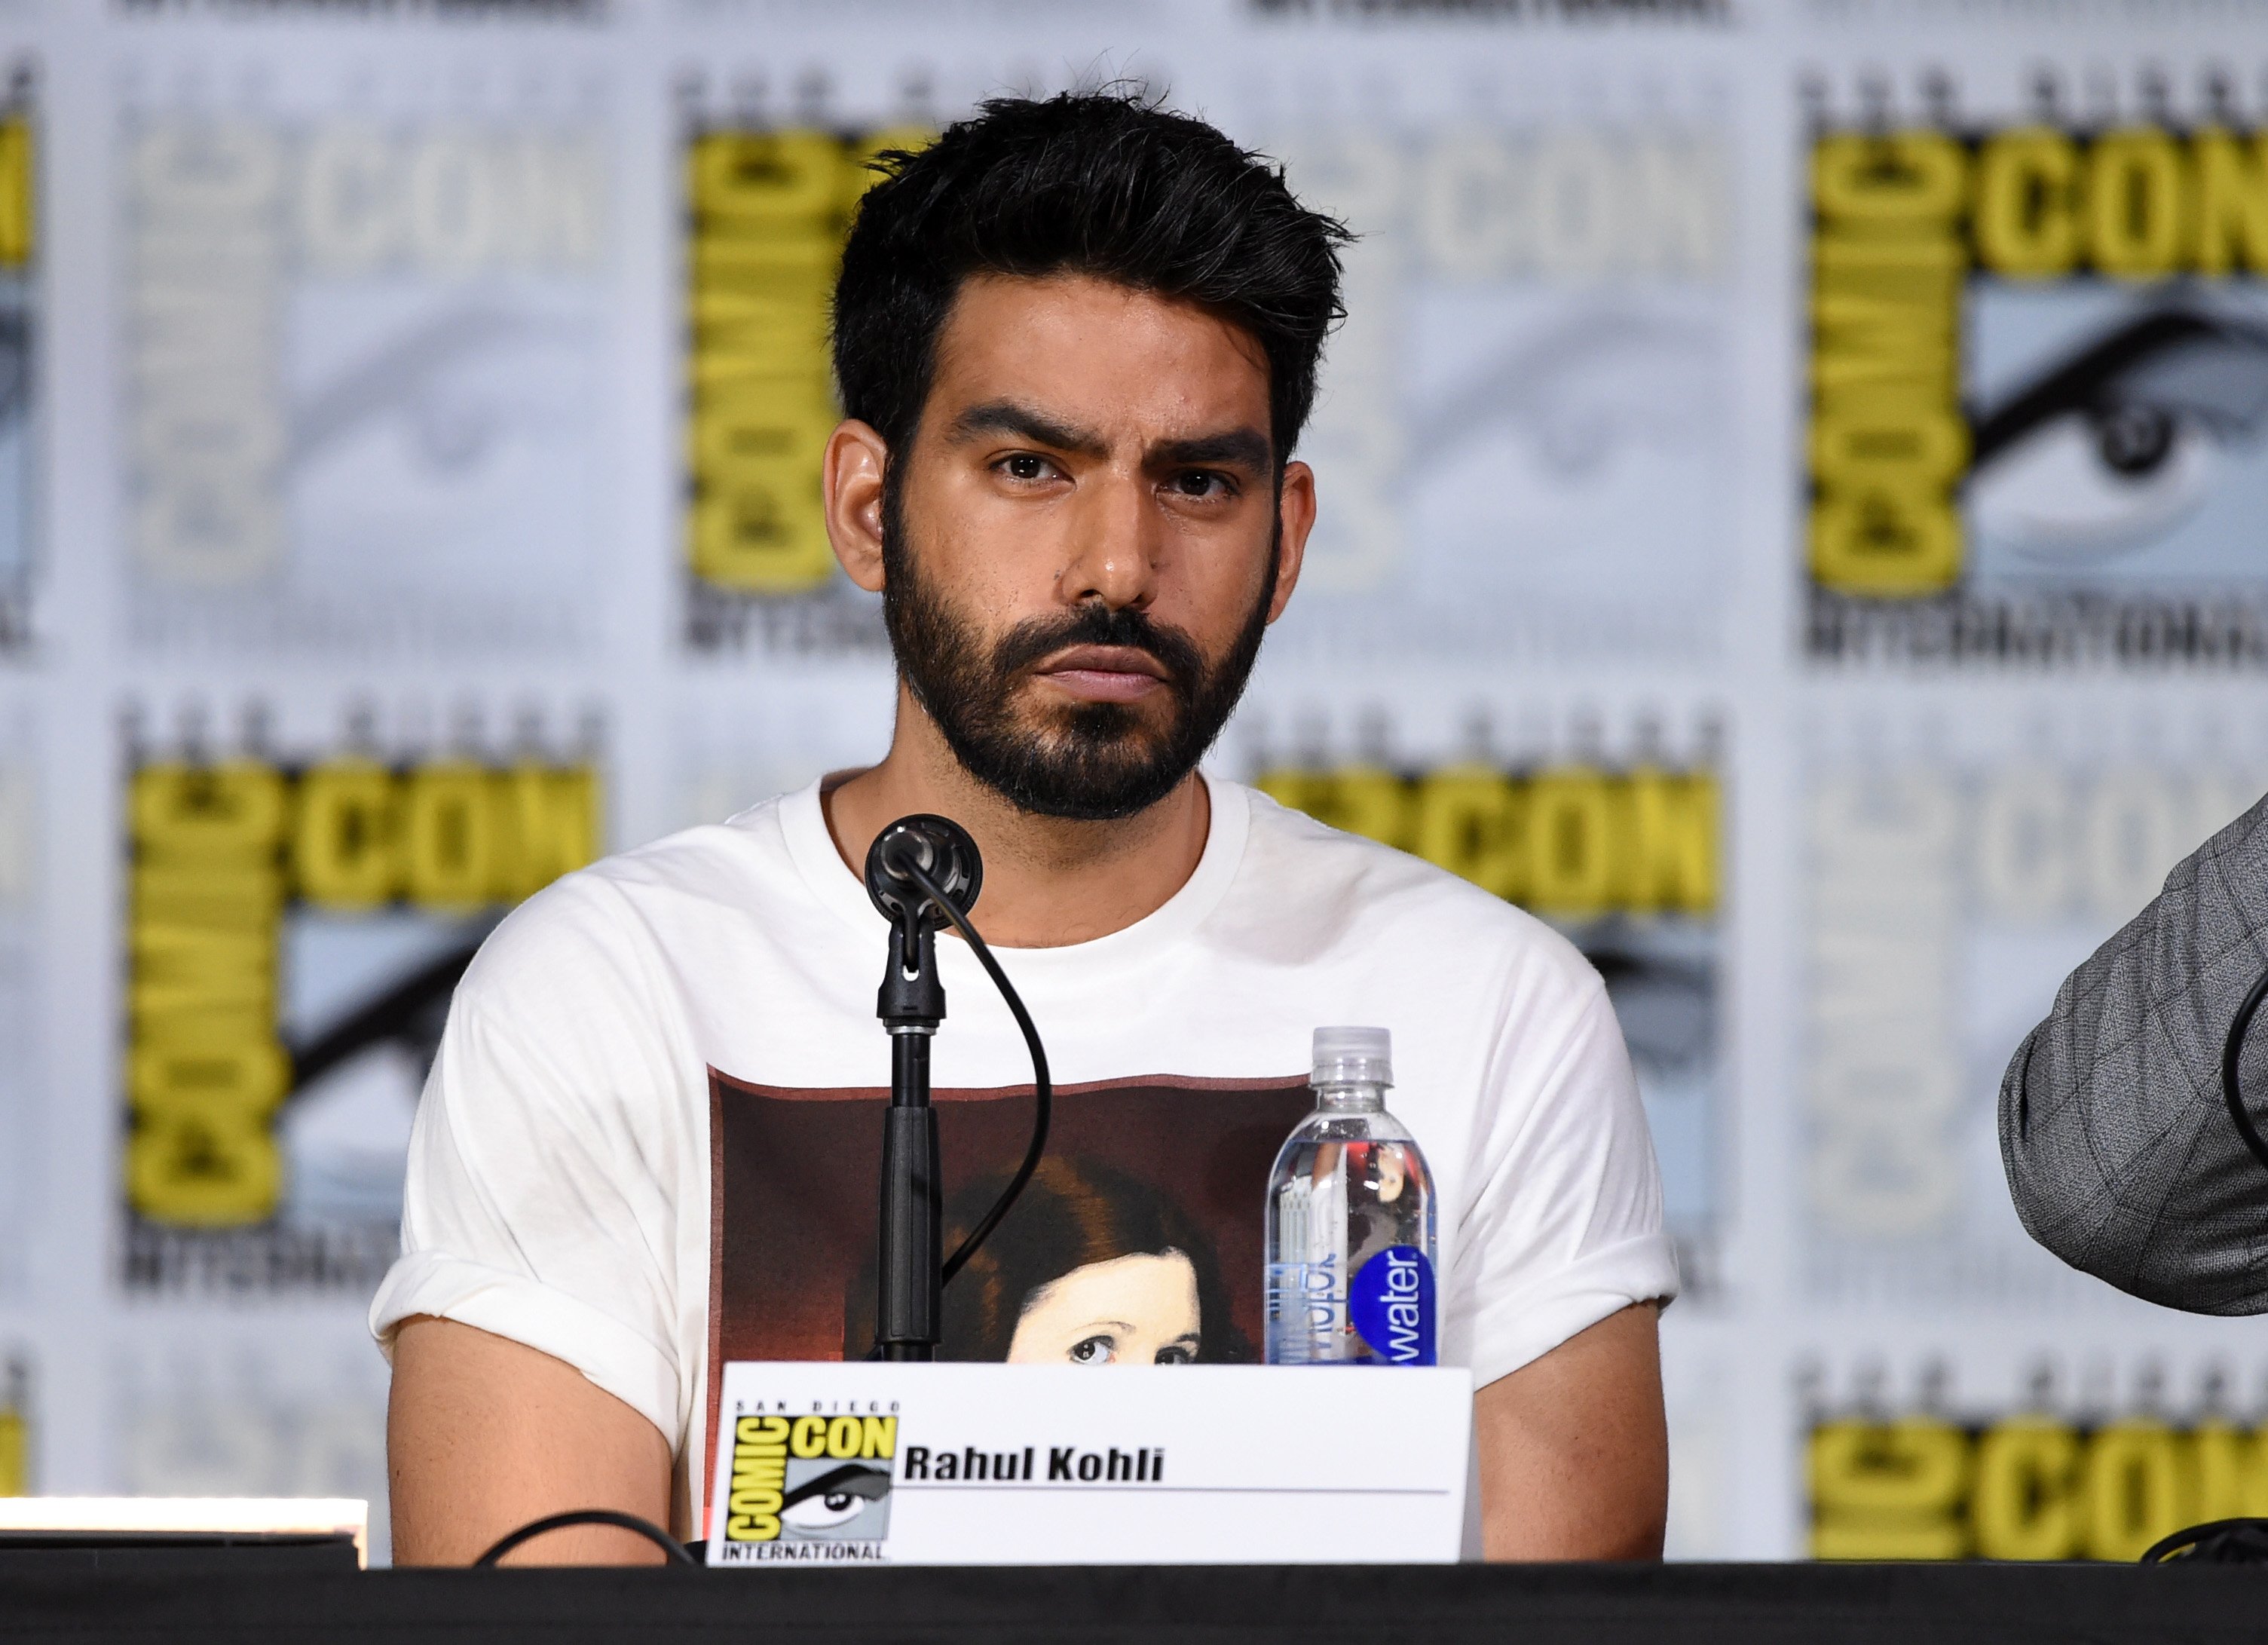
left=863, top=814, right=983, bottom=927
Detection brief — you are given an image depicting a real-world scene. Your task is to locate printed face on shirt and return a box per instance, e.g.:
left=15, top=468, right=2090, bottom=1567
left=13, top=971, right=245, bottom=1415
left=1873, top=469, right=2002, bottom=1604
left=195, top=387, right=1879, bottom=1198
left=708, top=1070, right=1308, bottom=1351
left=1004, top=1249, right=1204, bottom=1367
left=882, top=1153, right=1244, bottom=1362
left=875, top=273, right=1304, bottom=821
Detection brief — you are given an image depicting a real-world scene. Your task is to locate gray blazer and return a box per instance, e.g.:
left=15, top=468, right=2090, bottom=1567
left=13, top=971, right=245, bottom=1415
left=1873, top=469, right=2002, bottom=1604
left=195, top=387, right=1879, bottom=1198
left=2000, top=790, right=2268, bottom=1314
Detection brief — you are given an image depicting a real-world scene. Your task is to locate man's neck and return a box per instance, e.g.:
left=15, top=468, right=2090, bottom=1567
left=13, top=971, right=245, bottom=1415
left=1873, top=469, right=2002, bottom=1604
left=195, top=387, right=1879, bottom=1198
left=821, top=688, right=1212, bottom=948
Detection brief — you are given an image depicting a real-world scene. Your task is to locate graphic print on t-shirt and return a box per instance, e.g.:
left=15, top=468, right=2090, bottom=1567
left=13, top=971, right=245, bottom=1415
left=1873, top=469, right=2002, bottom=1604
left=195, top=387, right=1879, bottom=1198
left=705, top=1069, right=1312, bottom=1480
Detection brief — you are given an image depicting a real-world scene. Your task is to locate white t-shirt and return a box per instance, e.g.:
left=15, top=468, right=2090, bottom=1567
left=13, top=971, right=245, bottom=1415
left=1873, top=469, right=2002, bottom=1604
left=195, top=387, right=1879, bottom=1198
left=372, top=777, right=1677, bottom=1519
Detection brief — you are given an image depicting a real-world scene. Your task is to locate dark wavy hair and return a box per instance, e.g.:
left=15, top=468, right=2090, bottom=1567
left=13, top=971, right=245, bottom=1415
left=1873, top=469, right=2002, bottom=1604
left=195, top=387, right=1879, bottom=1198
left=831, top=89, right=1350, bottom=467
left=843, top=1155, right=1251, bottom=1365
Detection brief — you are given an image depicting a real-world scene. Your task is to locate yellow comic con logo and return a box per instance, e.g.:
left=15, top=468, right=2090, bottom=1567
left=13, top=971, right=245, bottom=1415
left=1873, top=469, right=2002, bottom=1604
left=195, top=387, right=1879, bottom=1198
left=725, top=1414, right=898, bottom=1549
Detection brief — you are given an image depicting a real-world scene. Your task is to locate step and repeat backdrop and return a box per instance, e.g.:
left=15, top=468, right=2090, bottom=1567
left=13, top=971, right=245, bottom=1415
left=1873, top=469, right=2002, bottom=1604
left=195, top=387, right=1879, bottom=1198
left=0, top=0, right=2265, bottom=1561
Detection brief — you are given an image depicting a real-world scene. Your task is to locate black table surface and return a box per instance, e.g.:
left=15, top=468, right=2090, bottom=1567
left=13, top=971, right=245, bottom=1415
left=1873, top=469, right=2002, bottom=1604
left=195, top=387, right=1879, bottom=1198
left=0, top=1560, right=2264, bottom=1643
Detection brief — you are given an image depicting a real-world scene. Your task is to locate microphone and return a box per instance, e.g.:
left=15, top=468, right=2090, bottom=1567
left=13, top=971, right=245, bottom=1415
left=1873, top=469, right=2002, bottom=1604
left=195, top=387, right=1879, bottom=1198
left=864, top=814, right=984, bottom=939
left=859, top=813, right=1051, bottom=1365
left=863, top=816, right=984, bottom=1363
left=865, top=815, right=982, bottom=1038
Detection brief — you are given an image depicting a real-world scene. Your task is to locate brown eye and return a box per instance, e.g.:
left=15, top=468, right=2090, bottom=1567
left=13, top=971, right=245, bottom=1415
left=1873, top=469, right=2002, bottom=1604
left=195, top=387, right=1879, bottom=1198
left=1004, top=454, right=1048, bottom=481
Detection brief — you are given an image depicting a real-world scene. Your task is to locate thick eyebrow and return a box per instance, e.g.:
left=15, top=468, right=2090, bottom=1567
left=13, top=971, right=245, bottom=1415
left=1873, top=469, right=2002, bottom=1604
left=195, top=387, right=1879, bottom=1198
left=944, top=400, right=1273, bottom=476
left=1149, top=427, right=1272, bottom=473
left=944, top=399, right=1107, bottom=458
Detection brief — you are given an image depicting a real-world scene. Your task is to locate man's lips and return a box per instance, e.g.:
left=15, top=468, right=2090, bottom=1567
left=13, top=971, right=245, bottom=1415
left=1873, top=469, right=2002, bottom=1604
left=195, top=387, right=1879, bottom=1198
left=1032, top=645, right=1171, bottom=704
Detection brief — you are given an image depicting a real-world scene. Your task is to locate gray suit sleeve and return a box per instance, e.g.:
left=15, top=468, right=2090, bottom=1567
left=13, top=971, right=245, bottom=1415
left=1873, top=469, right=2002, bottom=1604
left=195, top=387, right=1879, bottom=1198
left=1999, top=789, right=2268, bottom=1313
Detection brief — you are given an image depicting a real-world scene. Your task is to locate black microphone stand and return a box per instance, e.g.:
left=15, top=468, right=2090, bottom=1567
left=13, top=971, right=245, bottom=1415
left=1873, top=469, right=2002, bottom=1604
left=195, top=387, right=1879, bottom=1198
left=875, top=904, right=944, bottom=1362
left=865, top=816, right=983, bottom=1363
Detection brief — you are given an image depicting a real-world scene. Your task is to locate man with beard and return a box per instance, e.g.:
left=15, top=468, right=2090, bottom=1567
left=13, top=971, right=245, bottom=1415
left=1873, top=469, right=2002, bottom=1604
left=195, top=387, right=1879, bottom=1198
left=378, top=93, right=1677, bottom=1565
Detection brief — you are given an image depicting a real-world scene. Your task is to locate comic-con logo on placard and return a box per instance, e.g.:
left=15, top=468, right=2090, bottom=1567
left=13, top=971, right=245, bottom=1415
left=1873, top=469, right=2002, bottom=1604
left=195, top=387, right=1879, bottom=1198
left=717, top=1412, right=898, bottom=1562
left=1806, top=82, right=2268, bottom=665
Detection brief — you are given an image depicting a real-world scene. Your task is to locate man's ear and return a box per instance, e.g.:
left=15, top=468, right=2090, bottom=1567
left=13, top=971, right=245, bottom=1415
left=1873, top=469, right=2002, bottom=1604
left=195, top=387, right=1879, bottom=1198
left=824, top=419, right=892, bottom=593
left=1266, top=459, right=1316, bottom=623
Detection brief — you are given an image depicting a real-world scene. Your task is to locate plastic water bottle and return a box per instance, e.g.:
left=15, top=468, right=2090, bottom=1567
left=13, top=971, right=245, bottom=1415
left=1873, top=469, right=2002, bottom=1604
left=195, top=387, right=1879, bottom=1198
left=1264, top=1027, right=1438, bottom=1365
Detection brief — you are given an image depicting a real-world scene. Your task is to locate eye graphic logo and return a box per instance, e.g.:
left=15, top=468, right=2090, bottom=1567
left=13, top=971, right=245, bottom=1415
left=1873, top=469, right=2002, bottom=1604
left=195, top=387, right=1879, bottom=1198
left=721, top=1413, right=898, bottom=1557
left=779, top=1460, right=893, bottom=1542
left=1806, top=112, right=2268, bottom=666
left=1967, top=307, right=2268, bottom=565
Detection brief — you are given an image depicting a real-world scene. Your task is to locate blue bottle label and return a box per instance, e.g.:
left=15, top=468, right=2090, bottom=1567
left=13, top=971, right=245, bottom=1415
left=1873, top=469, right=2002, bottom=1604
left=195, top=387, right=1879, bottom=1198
left=1348, top=1245, right=1436, bottom=1365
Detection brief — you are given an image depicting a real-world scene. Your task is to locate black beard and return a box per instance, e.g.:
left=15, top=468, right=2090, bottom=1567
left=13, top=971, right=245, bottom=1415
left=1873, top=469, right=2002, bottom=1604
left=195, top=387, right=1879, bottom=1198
left=880, top=476, right=1276, bottom=822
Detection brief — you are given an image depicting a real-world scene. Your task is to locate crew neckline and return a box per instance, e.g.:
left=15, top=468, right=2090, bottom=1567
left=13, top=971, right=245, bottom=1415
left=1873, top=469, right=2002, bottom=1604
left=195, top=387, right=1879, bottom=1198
left=778, top=774, right=1251, bottom=979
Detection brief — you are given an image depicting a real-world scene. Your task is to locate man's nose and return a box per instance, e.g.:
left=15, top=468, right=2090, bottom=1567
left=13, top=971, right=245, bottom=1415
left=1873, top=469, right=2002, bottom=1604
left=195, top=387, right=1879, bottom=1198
left=1055, top=468, right=1160, bottom=612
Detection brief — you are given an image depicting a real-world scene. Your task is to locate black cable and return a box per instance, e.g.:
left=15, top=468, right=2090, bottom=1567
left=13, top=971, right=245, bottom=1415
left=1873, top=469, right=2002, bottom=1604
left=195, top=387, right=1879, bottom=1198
left=472, top=1508, right=698, bottom=1568
left=895, top=854, right=1051, bottom=1286
left=2220, top=964, right=2268, bottom=1179
left=2141, top=1515, right=2268, bottom=1564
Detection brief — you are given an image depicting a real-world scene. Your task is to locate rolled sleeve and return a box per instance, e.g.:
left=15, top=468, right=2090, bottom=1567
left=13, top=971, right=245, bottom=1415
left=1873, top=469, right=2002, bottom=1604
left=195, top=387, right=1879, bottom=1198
left=1445, top=970, right=1679, bottom=1388
left=369, top=876, right=697, bottom=1450
left=1461, top=1235, right=1680, bottom=1389
left=372, top=1252, right=680, bottom=1441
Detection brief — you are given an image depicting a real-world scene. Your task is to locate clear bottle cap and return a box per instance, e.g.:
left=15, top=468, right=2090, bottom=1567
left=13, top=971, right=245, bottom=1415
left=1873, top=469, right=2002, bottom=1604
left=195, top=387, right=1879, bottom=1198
left=1312, top=1025, right=1392, bottom=1088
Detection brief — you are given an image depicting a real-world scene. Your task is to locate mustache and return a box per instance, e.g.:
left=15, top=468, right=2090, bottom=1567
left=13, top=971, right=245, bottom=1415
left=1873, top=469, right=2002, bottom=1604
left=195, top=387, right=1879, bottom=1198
left=987, top=602, right=1207, bottom=689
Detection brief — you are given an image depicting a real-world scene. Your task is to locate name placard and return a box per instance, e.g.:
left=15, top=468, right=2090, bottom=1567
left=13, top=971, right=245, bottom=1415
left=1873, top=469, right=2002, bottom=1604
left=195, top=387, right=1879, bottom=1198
left=705, top=1362, right=1474, bottom=1567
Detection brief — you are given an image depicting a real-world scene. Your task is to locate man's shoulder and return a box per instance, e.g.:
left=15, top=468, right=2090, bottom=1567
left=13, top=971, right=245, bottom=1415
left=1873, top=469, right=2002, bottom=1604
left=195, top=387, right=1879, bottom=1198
left=589, top=797, right=801, bottom=902
left=1232, top=783, right=1602, bottom=1000
left=457, top=796, right=806, bottom=1001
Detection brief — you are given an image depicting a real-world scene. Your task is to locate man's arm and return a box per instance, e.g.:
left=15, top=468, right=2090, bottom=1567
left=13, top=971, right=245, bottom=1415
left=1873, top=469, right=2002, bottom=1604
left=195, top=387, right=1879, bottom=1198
left=1474, top=1302, right=1666, bottom=1560
left=2000, top=789, right=2268, bottom=1313
left=388, top=1316, right=677, bottom=1566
